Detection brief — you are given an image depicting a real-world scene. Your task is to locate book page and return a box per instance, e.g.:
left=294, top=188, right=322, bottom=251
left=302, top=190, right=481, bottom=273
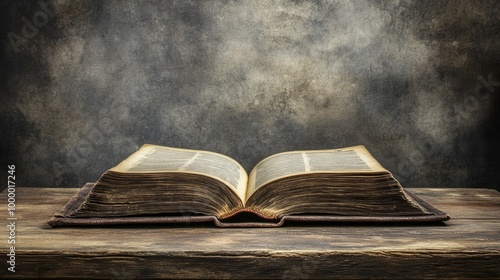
left=110, top=144, right=248, bottom=201
left=246, top=145, right=387, bottom=201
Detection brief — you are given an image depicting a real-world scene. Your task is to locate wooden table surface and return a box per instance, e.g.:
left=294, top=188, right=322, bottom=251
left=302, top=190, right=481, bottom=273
left=1, top=187, right=499, bottom=279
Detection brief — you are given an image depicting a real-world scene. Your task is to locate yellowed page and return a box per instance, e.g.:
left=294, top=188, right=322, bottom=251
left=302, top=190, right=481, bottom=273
left=246, top=145, right=387, bottom=201
left=110, top=144, right=248, bottom=201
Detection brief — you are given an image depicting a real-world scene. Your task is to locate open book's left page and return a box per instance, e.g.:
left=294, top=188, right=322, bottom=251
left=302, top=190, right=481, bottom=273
left=110, top=144, right=248, bottom=202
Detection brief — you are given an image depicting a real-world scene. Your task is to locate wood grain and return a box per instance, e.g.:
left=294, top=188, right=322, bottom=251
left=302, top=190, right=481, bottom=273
left=1, top=187, right=499, bottom=279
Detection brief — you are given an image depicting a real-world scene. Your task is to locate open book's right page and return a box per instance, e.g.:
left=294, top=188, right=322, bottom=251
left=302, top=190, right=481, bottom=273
left=246, top=145, right=388, bottom=202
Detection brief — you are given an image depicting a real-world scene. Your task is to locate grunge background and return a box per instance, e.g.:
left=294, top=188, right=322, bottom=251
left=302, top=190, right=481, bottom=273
left=1, top=0, right=499, bottom=190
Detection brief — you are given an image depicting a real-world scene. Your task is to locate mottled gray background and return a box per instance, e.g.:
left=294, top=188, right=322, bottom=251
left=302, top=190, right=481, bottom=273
left=1, top=0, right=499, bottom=191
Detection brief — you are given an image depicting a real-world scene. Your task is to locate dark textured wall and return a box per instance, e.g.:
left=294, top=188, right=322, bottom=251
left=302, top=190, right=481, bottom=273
left=1, top=0, right=499, bottom=190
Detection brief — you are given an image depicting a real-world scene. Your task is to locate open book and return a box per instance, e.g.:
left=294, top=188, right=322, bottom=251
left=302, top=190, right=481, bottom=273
left=48, top=144, right=450, bottom=227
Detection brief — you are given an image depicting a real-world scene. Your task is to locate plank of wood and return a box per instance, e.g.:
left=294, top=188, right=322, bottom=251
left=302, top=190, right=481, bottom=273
left=13, top=252, right=500, bottom=279
left=1, top=187, right=499, bottom=279
left=408, top=188, right=500, bottom=219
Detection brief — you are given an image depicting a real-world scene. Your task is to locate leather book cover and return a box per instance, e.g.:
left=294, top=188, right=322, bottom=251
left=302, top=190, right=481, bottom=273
left=48, top=183, right=450, bottom=228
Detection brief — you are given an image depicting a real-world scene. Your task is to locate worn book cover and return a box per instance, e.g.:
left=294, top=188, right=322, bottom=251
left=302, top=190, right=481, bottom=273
left=48, top=145, right=450, bottom=227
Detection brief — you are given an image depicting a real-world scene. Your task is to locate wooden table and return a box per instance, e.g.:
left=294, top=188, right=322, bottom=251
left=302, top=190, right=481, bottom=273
left=1, top=187, right=499, bottom=279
